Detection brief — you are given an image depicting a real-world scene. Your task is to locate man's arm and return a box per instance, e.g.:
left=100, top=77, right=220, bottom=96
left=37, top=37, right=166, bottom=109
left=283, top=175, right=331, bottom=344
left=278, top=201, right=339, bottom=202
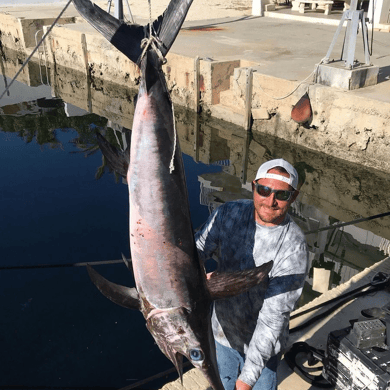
left=238, top=243, right=308, bottom=387
left=235, top=379, right=252, bottom=390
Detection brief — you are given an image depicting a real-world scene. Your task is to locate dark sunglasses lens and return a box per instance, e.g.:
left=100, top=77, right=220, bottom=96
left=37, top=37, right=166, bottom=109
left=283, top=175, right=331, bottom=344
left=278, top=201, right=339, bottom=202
left=256, top=185, right=272, bottom=197
left=275, top=191, right=291, bottom=201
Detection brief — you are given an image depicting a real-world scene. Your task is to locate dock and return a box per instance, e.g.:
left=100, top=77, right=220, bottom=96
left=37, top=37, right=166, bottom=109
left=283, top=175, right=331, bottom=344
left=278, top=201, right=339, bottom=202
left=0, top=2, right=390, bottom=173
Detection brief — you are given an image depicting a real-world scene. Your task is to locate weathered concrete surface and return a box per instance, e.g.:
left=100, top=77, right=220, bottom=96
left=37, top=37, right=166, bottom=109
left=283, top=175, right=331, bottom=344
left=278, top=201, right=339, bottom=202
left=0, top=4, right=78, bottom=50
left=2, top=55, right=390, bottom=390
left=1, top=3, right=389, bottom=173
left=50, top=63, right=137, bottom=128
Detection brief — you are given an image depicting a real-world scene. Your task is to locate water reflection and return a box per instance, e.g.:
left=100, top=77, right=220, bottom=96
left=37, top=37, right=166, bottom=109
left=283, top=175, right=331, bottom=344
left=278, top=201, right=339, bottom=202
left=2, top=50, right=390, bottom=294
left=1, top=51, right=390, bottom=386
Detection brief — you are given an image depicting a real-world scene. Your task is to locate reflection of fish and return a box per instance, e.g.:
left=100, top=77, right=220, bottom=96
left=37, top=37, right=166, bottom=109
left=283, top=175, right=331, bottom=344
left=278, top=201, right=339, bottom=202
left=96, top=131, right=130, bottom=178
left=73, top=0, right=273, bottom=388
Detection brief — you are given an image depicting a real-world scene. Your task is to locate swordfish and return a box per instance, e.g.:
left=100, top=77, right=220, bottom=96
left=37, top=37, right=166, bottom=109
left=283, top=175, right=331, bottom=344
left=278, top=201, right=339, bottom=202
left=72, top=0, right=273, bottom=388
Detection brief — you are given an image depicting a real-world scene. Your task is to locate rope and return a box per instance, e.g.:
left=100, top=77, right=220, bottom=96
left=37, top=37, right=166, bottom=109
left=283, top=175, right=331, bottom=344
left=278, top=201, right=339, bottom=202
left=0, top=0, right=73, bottom=102
left=169, top=102, right=177, bottom=173
left=258, top=57, right=326, bottom=101
left=139, top=0, right=166, bottom=65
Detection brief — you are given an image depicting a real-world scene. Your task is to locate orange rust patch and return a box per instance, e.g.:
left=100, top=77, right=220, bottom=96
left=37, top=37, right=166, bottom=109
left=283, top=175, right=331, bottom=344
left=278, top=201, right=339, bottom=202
left=199, top=75, right=205, bottom=92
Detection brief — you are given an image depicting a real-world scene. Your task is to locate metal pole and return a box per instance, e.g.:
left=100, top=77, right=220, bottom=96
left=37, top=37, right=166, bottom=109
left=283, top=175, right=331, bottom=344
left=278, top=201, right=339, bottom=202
left=124, top=0, right=135, bottom=23
left=322, top=0, right=372, bottom=69
left=114, top=0, right=124, bottom=22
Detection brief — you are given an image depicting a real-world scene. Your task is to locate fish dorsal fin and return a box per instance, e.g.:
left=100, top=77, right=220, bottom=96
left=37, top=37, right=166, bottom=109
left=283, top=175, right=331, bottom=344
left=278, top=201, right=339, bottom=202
left=72, top=0, right=193, bottom=64
left=206, top=261, right=273, bottom=300
left=87, top=264, right=140, bottom=310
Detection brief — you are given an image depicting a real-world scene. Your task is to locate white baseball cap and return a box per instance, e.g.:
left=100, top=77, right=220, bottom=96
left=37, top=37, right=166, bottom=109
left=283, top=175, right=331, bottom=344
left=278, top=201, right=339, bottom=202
left=255, top=159, right=298, bottom=190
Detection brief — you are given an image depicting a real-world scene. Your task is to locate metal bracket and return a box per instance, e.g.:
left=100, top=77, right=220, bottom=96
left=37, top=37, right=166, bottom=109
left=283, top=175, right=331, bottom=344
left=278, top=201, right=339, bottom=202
left=323, top=0, right=371, bottom=69
left=107, top=0, right=135, bottom=23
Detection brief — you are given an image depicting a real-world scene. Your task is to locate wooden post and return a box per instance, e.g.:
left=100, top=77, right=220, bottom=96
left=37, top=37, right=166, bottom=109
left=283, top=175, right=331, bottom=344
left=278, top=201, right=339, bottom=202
left=0, top=44, right=9, bottom=97
left=244, top=68, right=253, bottom=131
left=194, top=112, right=200, bottom=162
left=48, top=30, right=57, bottom=97
left=240, top=130, right=251, bottom=184
left=194, top=57, right=201, bottom=162
left=81, top=33, right=92, bottom=113
left=194, top=56, right=200, bottom=113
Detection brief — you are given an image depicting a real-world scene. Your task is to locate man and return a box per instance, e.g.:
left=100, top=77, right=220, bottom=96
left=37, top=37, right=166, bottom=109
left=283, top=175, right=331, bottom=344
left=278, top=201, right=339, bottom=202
left=196, top=158, right=308, bottom=390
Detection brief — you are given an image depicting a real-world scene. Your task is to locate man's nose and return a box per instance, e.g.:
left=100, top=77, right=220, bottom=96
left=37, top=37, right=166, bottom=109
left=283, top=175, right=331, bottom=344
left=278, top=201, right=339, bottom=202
left=264, top=193, right=277, bottom=206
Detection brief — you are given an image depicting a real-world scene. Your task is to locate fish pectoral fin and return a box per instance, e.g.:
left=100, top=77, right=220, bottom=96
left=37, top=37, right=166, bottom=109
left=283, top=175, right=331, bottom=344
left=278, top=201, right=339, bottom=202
left=87, top=264, right=140, bottom=310
left=207, top=260, right=274, bottom=300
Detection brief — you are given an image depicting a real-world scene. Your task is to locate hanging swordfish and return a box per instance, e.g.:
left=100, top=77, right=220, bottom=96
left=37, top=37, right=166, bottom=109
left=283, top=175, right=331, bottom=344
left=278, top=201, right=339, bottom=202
left=72, top=0, right=273, bottom=388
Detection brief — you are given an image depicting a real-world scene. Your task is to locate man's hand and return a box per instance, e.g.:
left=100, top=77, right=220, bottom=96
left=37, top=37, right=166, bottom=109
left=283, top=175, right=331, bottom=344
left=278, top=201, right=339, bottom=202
left=234, top=379, right=252, bottom=390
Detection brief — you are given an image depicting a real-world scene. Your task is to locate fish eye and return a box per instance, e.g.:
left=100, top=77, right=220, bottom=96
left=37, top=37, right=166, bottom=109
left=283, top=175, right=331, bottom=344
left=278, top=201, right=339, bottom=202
left=189, top=348, right=204, bottom=362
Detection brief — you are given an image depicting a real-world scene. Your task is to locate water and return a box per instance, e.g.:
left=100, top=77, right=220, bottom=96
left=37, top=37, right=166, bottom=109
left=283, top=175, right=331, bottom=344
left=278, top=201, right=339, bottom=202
left=1, top=56, right=390, bottom=389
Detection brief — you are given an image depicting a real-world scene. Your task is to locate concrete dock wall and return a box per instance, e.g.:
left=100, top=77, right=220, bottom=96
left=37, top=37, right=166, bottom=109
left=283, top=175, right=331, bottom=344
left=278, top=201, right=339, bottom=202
left=1, top=8, right=389, bottom=174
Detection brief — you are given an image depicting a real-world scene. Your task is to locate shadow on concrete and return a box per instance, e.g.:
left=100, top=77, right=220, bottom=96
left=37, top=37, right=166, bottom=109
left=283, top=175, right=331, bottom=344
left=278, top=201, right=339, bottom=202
left=183, top=15, right=261, bottom=30
left=378, top=65, right=390, bottom=83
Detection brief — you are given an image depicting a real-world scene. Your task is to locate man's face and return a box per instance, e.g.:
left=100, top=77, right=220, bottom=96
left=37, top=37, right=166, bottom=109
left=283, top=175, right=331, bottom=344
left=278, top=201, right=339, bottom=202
left=252, top=168, right=298, bottom=227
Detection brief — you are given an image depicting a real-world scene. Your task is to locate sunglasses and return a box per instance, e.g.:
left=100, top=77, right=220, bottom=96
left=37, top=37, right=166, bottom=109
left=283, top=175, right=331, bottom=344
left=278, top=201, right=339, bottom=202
left=254, top=183, right=294, bottom=201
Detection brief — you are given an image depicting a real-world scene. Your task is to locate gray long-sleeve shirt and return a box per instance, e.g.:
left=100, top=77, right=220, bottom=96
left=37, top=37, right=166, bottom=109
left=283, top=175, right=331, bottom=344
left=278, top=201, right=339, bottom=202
left=195, top=199, right=308, bottom=387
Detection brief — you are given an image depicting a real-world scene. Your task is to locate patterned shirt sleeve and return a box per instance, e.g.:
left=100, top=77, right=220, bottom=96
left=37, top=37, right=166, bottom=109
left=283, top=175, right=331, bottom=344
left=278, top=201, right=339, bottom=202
left=196, top=207, right=221, bottom=261
left=239, top=241, right=308, bottom=386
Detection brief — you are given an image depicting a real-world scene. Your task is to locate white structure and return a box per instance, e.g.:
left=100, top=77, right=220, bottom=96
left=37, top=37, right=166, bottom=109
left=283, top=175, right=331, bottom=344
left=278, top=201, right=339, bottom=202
left=253, top=0, right=390, bottom=28
left=368, top=0, right=390, bottom=25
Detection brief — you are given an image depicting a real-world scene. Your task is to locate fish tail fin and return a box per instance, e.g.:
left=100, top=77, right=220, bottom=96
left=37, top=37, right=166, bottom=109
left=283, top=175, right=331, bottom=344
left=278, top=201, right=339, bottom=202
left=150, top=0, right=193, bottom=58
left=72, top=0, right=193, bottom=64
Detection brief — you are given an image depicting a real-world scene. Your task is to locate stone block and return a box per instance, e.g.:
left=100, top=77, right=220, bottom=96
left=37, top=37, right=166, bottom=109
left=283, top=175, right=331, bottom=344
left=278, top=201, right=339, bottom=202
left=315, top=61, right=379, bottom=90
left=265, top=4, right=276, bottom=11
left=252, top=107, right=270, bottom=120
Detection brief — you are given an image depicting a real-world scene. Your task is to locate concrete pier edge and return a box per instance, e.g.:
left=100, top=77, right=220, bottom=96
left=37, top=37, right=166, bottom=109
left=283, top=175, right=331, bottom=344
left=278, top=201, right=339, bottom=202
left=0, top=3, right=389, bottom=174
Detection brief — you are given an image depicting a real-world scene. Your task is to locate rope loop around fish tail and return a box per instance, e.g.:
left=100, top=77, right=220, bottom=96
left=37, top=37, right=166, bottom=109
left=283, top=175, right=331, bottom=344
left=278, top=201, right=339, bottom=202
left=139, top=0, right=167, bottom=65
